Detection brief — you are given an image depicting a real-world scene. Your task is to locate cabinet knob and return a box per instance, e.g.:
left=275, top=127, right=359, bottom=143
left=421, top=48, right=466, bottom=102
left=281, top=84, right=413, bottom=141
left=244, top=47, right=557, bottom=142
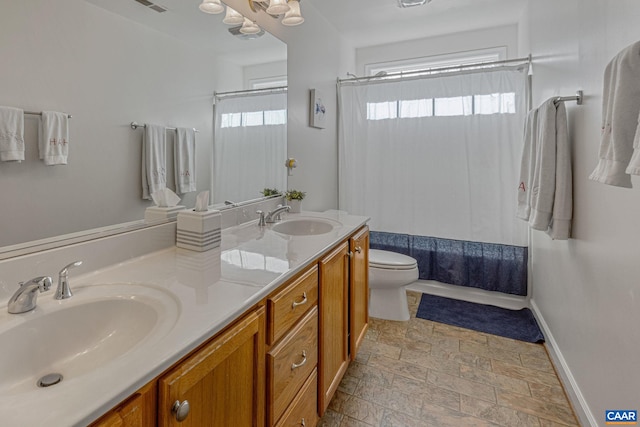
left=171, top=400, right=190, bottom=422
left=291, top=292, right=308, bottom=309
left=301, top=418, right=306, bottom=427
left=355, top=246, right=362, bottom=253
left=291, top=350, right=307, bottom=370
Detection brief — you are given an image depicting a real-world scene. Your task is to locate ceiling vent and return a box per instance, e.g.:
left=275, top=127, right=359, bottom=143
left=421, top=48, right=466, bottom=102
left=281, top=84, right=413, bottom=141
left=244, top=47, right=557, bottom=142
left=228, top=25, right=265, bottom=40
left=134, top=0, right=168, bottom=13
left=397, top=0, right=430, bottom=7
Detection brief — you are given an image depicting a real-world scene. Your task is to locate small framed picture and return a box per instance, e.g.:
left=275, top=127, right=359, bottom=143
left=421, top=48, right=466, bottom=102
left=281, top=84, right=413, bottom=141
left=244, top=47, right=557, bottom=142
left=310, top=88, right=326, bottom=129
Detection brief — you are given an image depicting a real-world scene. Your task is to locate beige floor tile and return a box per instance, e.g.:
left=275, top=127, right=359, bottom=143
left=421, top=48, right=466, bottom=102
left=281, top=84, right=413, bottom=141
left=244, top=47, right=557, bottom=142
left=337, top=394, right=385, bottom=426
left=420, top=401, right=503, bottom=427
left=376, top=332, right=432, bottom=353
left=354, top=380, right=424, bottom=418
left=338, top=374, right=360, bottom=395
left=528, top=382, right=574, bottom=407
left=459, top=364, right=531, bottom=396
left=339, top=416, right=374, bottom=427
left=460, top=394, right=541, bottom=427
left=367, top=354, right=429, bottom=382
left=491, top=360, right=561, bottom=388
left=433, top=322, right=490, bottom=344
left=391, top=375, right=461, bottom=411
left=520, top=353, right=556, bottom=374
left=430, top=346, right=493, bottom=371
left=460, top=340, right=523, bottom=366
left=487, top=335, right=547, bottom=358
left=427, top=370, right=497, bottom=403
left=407, top=328, right=460, bottom=352
left=319, top=409, right=344, bottom=427
left=380, top=409, right=429, bottom=427
left=345, top=361, right=395, bottom=388
left=329, top=390, right=353, bottom=413
left=538, top=418, right=581, bottom=427
left=360, top=339, right=402, bottom=360
left=400, top=348, right=461, bottom=376
left=496, top=390, right=578, bottom=426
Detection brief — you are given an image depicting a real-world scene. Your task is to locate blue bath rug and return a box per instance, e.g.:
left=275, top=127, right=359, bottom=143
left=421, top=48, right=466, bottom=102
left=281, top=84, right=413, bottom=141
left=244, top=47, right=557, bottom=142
left=416, top=294, right=545, bottom=343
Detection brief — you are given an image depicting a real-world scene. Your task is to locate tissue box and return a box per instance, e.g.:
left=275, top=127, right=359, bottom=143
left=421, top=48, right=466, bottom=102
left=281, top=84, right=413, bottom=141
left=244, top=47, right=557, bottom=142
left=145, top=206, right=187, bottom=222
left=176, top=210, right=222, bottom=252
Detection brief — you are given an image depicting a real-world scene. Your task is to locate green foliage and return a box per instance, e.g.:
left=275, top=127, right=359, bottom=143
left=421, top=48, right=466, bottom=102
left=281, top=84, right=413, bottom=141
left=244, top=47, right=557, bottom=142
left=261, top=188, right=281, bottom=197
left=285, top=189, right=306, bottom=201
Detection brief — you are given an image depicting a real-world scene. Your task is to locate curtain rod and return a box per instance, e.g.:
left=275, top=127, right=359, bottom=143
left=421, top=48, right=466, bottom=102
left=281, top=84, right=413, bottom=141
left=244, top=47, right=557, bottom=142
left=214, top=86, right=287, bottom=99
left=130, top=122, right=199, bottom=133
left=338, top=55, right=532, bottom=84
left=25, top=110, right=72, bottom=118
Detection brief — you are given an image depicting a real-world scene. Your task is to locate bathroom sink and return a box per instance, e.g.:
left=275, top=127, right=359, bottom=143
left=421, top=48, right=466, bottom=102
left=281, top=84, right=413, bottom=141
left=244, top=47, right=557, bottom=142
left=0, top=283, right=179, bottom=395
left=271, top=218, right=338, bottom=236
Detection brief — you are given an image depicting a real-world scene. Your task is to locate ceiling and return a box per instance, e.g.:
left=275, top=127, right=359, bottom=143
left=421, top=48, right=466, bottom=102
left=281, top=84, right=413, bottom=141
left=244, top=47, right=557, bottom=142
left=85, top=0, right=287, bottom=66
left=85, top=0, right=527, bottom=64
left=305, top=0, right=527, bottom=48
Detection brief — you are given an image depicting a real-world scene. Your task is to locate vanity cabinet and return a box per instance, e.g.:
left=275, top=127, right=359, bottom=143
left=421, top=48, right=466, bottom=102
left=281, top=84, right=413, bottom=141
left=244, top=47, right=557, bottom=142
left=318, top=242, right=350, bottom=415
left=158, top=307, right=266, bottom=427
left=90, top=382, right=156, bottom=427
left=266, top=265, right=319, bottom=427
left=349, top=226, right=369, bottom=361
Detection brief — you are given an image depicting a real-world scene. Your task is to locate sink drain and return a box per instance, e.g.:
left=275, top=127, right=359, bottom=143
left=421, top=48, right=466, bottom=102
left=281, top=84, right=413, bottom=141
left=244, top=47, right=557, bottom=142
left=37, top=373, right=63, bottom=388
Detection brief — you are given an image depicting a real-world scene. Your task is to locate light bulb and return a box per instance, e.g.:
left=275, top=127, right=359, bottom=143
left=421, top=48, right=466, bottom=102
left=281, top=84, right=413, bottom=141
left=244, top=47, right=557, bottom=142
left=198, top=0, right=224, bottom=14
left=223, top=7, right=244, bottom=25
left=266, top=0, right=290, bottom=15
left=240, top=18, right=261, bottom=35
left=282, top=0, right=304, bottom=26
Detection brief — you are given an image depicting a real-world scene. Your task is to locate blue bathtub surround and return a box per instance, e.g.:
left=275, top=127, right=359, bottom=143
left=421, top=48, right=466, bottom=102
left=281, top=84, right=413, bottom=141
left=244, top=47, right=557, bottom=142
left=417, top=294, right=544, bottom=343
left=370, top=231, right=528, bottom=296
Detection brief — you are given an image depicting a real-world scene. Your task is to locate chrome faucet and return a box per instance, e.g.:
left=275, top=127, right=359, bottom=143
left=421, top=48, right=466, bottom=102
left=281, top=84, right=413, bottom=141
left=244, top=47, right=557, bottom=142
left=55, top=261, right=83, bottom=300
left=7, top=276, right=52, bottom=314
left=256, top=210, right=266, bottom=227
left=265, top=205, right=291, bottom=223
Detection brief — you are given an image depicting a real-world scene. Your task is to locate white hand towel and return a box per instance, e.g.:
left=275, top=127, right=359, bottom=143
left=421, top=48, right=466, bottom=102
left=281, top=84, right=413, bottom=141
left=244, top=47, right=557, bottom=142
left=142, top=124, right=167, bottom=200
left=39, top=111, right=69, bottom=165
left=589, top=40, right=640, bottom=187
left=624, top=111, right=640, bottom=175
left=0, top=106, right=25, bottom=162
left=516, top=107, right=539, bottom=221
left=174, top=127, right=197, bottom=194
left=527, top=99, right=573, bottom=240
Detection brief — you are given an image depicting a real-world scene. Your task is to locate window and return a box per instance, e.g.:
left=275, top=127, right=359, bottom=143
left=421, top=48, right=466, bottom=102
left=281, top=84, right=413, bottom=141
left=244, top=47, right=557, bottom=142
left=220, top=109, right=286, bottom=128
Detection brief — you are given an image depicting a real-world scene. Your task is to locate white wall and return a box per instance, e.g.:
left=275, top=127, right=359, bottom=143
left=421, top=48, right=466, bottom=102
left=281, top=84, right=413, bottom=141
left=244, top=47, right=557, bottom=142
left=0, top=0, right=220, bottom=246
left=524, top=1, right=640, bottom=424
left=356, top=25, right=519, bottom=74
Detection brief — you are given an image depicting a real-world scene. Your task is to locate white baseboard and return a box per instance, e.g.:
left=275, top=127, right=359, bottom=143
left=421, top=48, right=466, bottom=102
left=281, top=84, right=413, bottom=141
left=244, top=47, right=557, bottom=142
left=407, top=279, right=528, bottom=310
left=529, top=299, right=596, bottom=427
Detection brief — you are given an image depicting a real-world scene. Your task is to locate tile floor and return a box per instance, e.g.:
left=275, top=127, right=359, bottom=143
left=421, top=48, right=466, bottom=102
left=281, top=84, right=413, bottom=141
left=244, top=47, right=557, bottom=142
left=318, top=291, right=579, bottom=427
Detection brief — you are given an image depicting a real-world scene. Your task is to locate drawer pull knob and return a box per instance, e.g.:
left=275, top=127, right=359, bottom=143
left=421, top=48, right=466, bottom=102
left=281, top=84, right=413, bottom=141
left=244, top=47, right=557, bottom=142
left=355, top=246, right=362, bottom=253
left=301, top=418, right=306, bottom=427
left=291, top=292, right=308, bottom=309
left=171, top=400, right=190, bottom=422
left=291, top=350, right=307, bottom=370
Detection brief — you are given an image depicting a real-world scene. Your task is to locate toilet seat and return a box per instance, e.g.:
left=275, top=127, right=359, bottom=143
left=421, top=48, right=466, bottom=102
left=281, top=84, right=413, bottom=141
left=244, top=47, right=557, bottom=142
left=369, top=249, right=418, bottom=271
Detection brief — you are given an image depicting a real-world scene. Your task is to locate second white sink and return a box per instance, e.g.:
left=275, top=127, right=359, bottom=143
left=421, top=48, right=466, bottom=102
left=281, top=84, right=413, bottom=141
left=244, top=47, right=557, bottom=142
left=271, top=218, right=338, bottom=236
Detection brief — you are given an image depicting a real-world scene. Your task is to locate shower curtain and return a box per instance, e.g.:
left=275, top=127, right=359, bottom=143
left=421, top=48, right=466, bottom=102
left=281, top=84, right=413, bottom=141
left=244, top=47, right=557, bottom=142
left=338, top=66, right=529, bottom=247
left=213, top=91, right=287, bottom=204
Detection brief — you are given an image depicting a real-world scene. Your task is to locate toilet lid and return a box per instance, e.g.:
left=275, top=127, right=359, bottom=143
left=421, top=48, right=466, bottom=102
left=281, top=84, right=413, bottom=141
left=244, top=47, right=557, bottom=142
left=369, top=249, right=418, bottom=270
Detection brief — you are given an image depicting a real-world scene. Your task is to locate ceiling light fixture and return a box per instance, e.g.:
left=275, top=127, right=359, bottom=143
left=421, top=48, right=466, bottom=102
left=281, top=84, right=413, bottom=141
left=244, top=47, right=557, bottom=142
left=240, top=17, right=261, bottom=34
left=397, top=0, right=430, bottom=7
left=223, top=6, right=244, bottom=25
left=199, top=0, right=224, bottom=14
left=248, top=0, right=305, bottom=27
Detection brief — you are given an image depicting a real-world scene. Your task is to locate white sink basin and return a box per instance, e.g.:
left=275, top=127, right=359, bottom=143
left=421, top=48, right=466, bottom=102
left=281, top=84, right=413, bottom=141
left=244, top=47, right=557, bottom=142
left=271, top=217, right=339, bottom=236
left=0, top=283, right=179, bottom=395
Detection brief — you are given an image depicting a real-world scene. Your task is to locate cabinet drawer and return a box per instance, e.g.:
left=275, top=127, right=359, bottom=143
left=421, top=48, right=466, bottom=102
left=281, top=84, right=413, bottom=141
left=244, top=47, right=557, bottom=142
left=268, top=306, right=318, bottom=426
left=268, top=265, right=318, bottom=345
left=275, top=369, right=318, bottom=427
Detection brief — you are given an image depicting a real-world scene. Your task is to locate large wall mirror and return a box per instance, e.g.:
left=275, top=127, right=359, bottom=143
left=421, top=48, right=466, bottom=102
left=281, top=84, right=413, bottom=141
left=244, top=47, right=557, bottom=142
left=0, top=0, right=287, bottom=253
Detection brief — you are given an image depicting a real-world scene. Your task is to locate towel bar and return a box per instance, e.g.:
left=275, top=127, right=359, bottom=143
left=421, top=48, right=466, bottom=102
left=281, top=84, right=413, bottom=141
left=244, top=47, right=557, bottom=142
left=130, top=122, right=199, bottom=133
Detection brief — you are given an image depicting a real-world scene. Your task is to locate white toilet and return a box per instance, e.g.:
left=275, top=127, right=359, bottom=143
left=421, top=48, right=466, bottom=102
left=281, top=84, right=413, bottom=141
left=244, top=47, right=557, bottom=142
left=368, top=249, right=419, bottom=321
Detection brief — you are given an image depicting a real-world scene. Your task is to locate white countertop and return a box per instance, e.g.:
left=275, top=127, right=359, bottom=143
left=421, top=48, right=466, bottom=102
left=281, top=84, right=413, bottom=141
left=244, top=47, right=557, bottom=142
left=0, top=211, right=368, bottom=427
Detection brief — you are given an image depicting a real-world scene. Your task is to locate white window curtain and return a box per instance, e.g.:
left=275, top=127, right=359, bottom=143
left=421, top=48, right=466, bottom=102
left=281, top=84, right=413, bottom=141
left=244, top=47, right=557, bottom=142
left=338, top=66, right=529, bottom=246
left=213, top=91, right=287, bottom=204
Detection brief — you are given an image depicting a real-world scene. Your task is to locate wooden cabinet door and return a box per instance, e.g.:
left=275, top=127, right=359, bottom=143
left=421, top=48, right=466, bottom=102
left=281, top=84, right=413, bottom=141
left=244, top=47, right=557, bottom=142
left=90, top=382, right=156, bottom=427
left=318, top=242, right=349, bottom=416
left=158, top=308, right=265, bottom=427
left=350, top=226, right=369, bottom=361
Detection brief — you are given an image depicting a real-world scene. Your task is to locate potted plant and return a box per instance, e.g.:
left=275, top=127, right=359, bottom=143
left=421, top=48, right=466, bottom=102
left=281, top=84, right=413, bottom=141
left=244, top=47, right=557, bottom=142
left=261, top=188, right=281, bottom=197
left=284, top=189, right=306, bottom=213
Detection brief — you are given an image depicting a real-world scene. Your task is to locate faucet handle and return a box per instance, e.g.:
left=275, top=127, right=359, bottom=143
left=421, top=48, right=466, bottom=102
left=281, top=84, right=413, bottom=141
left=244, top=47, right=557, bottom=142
left=256, top=210, right=266, bottom=227
left=59, top=260, right=83, bottom=277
